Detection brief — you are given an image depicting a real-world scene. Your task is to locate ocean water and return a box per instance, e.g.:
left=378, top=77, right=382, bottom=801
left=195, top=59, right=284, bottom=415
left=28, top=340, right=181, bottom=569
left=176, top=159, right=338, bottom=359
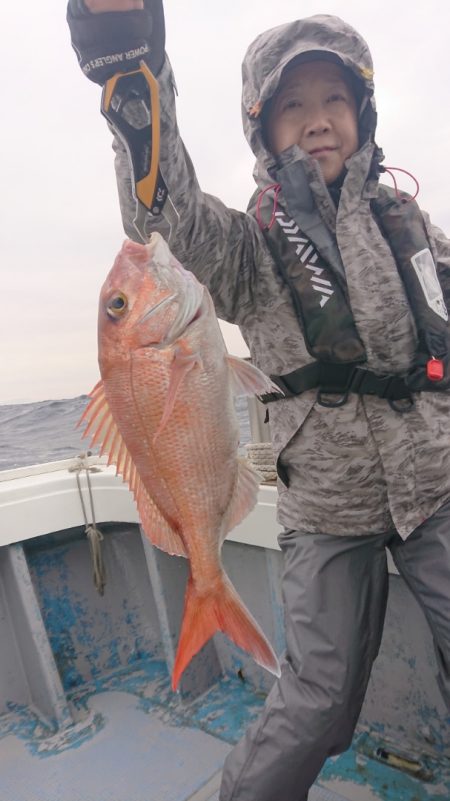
left=0, top=396, right=251, bottom=472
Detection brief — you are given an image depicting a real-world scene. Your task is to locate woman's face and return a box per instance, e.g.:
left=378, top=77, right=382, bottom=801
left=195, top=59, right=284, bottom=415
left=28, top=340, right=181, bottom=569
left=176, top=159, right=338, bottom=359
left=266, top=60, right=359, bottom=184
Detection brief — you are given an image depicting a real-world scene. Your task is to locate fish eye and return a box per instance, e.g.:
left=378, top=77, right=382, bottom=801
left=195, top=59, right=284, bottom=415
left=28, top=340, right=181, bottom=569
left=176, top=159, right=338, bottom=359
left=106, top=292, right=128, bottom=318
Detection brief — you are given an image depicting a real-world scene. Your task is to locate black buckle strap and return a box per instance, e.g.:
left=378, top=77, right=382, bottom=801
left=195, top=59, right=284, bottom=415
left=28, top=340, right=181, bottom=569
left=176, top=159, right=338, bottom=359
left=259, top=363, right=322, bottom=403
left=340, top=367, right=411, bottom=399
left=318, top=368, right=414, bottom=410
left=259, top=363, right=414, bottom=408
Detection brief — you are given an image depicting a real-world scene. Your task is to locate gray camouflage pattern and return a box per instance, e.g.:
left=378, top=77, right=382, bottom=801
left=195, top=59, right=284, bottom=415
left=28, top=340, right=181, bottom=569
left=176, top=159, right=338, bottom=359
left=112, top=14, right=450, bottom=539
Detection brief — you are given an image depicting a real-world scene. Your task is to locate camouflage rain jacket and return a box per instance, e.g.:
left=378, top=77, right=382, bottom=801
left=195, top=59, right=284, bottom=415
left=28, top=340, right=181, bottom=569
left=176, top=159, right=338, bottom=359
left=113, top=14, right=450, bottom=539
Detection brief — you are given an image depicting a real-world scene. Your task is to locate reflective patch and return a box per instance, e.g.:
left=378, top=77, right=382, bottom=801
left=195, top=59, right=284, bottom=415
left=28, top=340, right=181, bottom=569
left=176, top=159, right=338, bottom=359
left=411, top=248, right=449, bottom=321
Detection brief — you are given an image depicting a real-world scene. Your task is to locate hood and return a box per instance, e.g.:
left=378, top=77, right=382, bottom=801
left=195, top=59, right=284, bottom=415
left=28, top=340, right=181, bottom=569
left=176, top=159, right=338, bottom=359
left=241, top=15, right=380, bottom=187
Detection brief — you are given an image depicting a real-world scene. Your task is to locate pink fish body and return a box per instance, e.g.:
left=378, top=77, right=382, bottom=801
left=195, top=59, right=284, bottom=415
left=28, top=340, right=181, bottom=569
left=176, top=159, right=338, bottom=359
left=80, top=234, right=281, bottom=688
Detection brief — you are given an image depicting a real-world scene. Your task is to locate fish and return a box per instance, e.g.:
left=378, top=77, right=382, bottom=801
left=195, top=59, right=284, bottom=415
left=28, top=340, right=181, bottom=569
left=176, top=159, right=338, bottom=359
left=80, top=232, right=281, bottom=689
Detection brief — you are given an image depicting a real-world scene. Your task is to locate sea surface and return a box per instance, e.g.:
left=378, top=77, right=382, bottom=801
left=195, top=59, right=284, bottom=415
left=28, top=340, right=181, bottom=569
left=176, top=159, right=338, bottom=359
left=0, top=396, right=252, bottom=473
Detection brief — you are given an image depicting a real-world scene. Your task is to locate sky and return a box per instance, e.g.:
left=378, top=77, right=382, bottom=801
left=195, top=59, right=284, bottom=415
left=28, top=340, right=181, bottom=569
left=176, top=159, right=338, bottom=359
left=2, top=0, right=450, bottom=404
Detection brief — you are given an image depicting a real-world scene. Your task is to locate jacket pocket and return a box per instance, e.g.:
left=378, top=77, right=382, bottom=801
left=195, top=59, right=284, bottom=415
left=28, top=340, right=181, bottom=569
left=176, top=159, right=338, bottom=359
left=270, top=393, right=316, bottom=488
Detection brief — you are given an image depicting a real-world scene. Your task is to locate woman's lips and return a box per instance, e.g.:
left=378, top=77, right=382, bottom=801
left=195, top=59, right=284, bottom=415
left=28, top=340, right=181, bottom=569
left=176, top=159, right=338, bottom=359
left=309, top=147, right=337, bottom=156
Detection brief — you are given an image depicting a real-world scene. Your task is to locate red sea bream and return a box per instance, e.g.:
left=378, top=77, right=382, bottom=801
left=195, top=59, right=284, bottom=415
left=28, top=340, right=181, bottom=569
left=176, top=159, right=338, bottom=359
left=80, top=233, right=281, bottom=688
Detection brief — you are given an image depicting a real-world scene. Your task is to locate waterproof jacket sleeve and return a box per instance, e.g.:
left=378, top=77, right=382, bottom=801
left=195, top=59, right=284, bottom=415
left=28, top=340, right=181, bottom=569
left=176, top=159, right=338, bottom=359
left=112, top=58, right=263, bottom=326
left=422, top=211, right=450, bottom=310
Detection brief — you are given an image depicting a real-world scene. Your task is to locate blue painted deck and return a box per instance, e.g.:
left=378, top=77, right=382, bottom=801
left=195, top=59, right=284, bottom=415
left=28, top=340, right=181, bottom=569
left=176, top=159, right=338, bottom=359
left=1, top=657, right=448, bottom=801
left=0, top=661, right=259, bottom=801
left=0, top=691, right=226, bottom=801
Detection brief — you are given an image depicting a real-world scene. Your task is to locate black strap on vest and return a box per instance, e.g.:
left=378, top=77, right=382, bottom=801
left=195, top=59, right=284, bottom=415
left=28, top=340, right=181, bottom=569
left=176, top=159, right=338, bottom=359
left=260, top=362, right=413, bottom=409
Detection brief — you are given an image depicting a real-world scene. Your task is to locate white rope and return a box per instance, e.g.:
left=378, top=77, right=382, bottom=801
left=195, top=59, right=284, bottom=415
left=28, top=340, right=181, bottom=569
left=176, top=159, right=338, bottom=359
left=69, top=453, right=106, bottom=596
left=245, top=442, right=277, bottom=483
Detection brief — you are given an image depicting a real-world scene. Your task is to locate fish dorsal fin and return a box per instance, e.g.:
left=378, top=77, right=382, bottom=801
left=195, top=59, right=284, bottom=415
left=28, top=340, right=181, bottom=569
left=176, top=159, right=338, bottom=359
left=226, top=355, right=283, bottom=398
left=154, top=347, right=202, bottom=441
left=225, top=456, right=261, bottom=536
left=79, top=381, right=187, bottom=558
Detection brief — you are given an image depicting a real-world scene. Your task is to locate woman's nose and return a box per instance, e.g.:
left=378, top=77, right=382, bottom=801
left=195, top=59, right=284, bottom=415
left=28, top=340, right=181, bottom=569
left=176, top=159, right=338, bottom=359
left=304, top=108, right=331, bottom=136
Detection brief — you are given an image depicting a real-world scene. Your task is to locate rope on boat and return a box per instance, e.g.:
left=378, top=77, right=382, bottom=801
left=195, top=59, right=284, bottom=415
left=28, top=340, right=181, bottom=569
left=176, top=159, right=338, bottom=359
left=69, top=453, right=106, bottom=596
left=245, top=442, right=277, bottom=483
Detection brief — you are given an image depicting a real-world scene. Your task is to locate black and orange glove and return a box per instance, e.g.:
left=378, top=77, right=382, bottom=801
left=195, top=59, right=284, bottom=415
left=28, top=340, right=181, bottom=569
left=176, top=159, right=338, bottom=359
left=66, top=0, right=165, bottom=85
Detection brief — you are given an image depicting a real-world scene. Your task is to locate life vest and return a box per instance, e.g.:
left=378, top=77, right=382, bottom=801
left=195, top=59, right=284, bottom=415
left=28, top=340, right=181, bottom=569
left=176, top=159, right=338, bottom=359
left=256, top=185, right=449, bottom=408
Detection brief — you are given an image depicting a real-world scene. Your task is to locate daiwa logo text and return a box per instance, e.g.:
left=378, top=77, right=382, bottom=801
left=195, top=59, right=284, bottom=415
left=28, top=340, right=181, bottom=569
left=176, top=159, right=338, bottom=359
left=275, top=211, right=334, bottom=308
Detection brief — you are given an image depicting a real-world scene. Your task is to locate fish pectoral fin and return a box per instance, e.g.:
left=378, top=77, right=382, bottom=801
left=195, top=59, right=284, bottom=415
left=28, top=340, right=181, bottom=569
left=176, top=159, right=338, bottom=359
left=171, top=572, right=280, bottom=690
left=226, top=355, right=283, bottom=397
left=153, top=346, right=202, bottom=441
left=78, top=381, right=187, bottom=558
left=225, top=456, right=260, bottom=535
left=136, top=483, right=187, bottom=557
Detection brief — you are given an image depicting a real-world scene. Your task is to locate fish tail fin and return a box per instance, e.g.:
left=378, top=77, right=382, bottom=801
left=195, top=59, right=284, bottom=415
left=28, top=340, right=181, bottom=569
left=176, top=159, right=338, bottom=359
left=171, top=573, right=280, bottom=690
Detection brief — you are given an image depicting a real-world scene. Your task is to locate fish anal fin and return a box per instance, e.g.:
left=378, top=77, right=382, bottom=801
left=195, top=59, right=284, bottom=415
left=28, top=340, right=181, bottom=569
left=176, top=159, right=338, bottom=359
left=225, top=456, right=260, bottom=535
left=136, top=481, right=187, bottom=558
left=172, top=573, right=280, bottom=690
left=226, top=355, right=283, bottom=398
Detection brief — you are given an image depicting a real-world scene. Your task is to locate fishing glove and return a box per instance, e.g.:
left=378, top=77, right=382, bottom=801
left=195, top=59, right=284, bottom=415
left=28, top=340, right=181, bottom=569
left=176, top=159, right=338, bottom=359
left=66, top=0, right=165, bottom=85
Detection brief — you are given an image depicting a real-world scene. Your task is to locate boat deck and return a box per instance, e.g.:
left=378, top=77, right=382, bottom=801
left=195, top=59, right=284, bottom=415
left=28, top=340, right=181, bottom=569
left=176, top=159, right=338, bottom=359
left=0, top=460, right=449, bottom=801
left=0, top=667, right=231, bottom=801
left=1, top=657, right=449, bottom=801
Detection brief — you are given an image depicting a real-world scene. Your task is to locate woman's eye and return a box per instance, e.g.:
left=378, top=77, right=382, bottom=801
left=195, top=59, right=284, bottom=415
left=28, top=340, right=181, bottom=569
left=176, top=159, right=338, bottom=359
left=283, top=99, right=302, bottom=111
left=328, top=93, right=346, bottom=103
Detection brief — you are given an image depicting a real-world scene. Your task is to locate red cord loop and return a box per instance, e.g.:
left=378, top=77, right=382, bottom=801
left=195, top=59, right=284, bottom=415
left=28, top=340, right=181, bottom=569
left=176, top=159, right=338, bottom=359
left=256, top=183, right=282, bottom=230
left=256, top=168, right=419, bottom=227
left=382, top=166, right=420, bottom=201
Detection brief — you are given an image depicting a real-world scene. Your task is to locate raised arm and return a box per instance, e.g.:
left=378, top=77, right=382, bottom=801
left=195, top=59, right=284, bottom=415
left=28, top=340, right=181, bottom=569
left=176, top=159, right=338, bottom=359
left=66, top=0, right=264, bottom=325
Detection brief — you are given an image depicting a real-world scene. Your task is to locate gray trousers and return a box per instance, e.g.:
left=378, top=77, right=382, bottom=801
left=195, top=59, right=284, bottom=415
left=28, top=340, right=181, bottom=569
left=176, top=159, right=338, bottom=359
left=219, top=499, right=450, bottom=801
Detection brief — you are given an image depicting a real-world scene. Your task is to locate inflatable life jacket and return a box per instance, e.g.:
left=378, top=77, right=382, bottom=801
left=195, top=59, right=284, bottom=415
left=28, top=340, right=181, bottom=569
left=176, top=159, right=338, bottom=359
left=257, top=185, right=449, bottom=409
